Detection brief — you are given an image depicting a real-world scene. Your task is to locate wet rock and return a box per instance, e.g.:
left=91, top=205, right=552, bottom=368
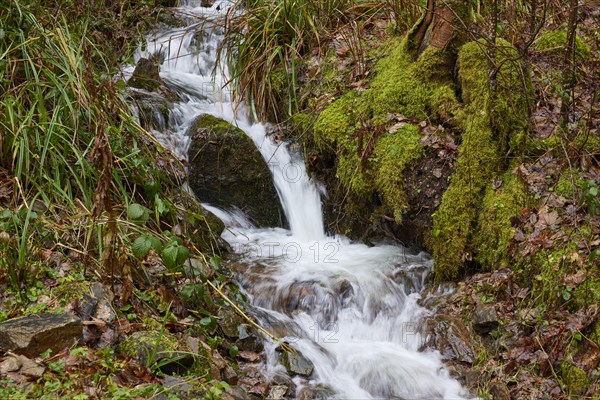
left=271, top=373, right=296, bottom=395
left=236, top=333, right=264, bottom=353
left=201, top=0, right=214, bottom=7
left=391, top=265, right=430, bottom=294
left=298, top=384, right=336, bottom=400
left=0, top=313, right=82, bottom=357
left=128, top=91, right=171, bottom=132
left=217, top=308, right=244, bottom=339
left=472, top=304, right=499, bottom=335
left=187, top=114, right=286, bottom=227
left=267, top=385, right=288, bottom=400
left=127, top=58, right=162, bottom=92
left=118, top=330, right=194, bottom=375
left=173, top=187, right=225, bottom=252
left=422, top=315, right=475, bottom=364
left=280, top=348, right=314, bottom=377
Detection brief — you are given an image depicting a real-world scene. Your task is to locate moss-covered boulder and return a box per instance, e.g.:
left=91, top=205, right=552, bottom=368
left=118, top=330, right=201, bottom=375
left=535, top=29, right=592, bottom=60
left=187, top=114, right=286, bottom=227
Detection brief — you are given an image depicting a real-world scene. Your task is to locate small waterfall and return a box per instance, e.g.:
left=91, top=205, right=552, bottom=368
left=126, top=2, right=470, bottom=398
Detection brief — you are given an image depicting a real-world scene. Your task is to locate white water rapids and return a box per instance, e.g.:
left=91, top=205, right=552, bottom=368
left=124, top=1, right=471, bottom=398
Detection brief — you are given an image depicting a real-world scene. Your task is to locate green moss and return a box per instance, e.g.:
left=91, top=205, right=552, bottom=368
left=571, top=275, right=600, bottom=311
left=369, top=42, right=457, bottom=123
left=561, top=362, right=589, bottom=396
left=432, top=113, right=499, bottom=281
left=555, top=168, right=583, bottom=198
left=313, top=90, right=370, bottom=146
left=458, top=39, right=533, bottom=153
left=118, top=329, right=180, bottom=361
left=475, top=168, right=531, bottom=270
left=431, top=39, right=533, bottom=281
left=53, top=281, right=91, bottom=301
left=192, top=114, right=242, bottom=134
left=535, top=30, right=592, bottom=60
left=336, top=143, right=373, bottom=196
left=373, top=125, right=425, bottom=223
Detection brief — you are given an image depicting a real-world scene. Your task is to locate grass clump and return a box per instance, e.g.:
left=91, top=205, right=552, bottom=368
left=222, top=0, right=354, bottom=121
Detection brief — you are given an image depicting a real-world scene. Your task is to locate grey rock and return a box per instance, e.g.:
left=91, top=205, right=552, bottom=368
left=267, top=385, right=288, bottom=400
left=298, top=384, right=336, bottom=400
left=217, top=308, right=244, bottom=339
left=0, top=313, right=82, bottom=357
left=472, top=304, right=499, bottom=335
left=0, top=354, right=45, bottom=378
left=280, top=348, right=314, bottom=377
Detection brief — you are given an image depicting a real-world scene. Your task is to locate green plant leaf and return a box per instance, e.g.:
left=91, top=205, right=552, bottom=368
left=132, top=236, right=152, bottom=258
left=127, top=203, right=149, bottom=225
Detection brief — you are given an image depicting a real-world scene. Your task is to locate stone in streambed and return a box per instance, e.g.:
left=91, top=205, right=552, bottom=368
left=127, top=58, right=161, bottom=92
left=187, top=114, right=286, bottom=227
left=0, top=313, right=82, bottom=357
left=279, top=347, right=314, bottom=377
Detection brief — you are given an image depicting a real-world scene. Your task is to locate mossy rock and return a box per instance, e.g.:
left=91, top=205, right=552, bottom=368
left=128, top=91, right=171, bottom=133
left=127, top=58, right=161, bottom=92
left=311, top=39, right=458, bottom=243
left=535, top=30, right=592, bottom=60
left=118, top=330, right=201, bottom=376
left=187, top=114, right=286, bottom=227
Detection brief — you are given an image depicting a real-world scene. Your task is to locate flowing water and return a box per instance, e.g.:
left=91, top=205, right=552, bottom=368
left=124, top=1, right=470, bottom=398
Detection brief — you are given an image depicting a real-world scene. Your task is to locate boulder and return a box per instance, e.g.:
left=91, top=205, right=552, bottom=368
left=187, top=114, right=286, bottom=227
left=0, top=313, right=82, bottom=357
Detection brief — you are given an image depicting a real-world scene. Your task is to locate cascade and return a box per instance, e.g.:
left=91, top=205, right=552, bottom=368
left=124, top=1, right=470, bottom=398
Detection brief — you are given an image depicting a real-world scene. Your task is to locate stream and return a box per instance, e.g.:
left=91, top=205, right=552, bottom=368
left=123, top=1, right=470, bottom=398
